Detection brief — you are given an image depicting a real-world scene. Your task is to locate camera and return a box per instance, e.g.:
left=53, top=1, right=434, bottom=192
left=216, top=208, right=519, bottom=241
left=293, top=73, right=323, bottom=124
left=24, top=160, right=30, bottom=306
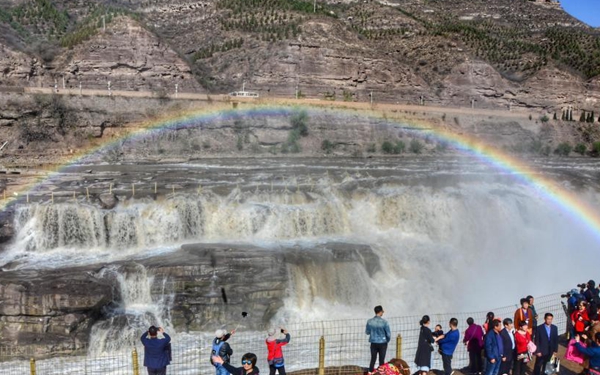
left=578, top=283, right=587, bottom=289
left=561, top=292, right=572, bottom=298
left=281, top=329, right=285, bottom=333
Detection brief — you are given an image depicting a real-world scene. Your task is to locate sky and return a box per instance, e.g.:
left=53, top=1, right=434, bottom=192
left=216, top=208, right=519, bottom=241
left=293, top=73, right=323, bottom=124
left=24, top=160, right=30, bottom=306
left=560, top=0, right=600, bottom=27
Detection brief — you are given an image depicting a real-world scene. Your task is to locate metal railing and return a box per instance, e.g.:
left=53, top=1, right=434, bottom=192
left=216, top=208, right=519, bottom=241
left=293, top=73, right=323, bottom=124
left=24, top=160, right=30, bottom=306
left=1, top=293, right=566, bottom=375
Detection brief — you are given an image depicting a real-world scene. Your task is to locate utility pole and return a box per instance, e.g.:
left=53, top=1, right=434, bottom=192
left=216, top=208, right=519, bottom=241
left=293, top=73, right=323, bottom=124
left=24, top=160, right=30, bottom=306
left=79, top=80, right=82, bottom=95
left=314, top=0, right=316, bottom=13
left=107, top=81, right=111, bottom=96
left=471, top=98, right=475, bottom=109
left=295, top=74, right=299, bottom=99
left=62, top=75, right=65, bottom=89
left=369, top=90, right=373, bottom=105
left=102, top=15, right=106, bottom=32
left=242, top=80, right=246, bottom=92
left=175, top=83, right=179, bottom=99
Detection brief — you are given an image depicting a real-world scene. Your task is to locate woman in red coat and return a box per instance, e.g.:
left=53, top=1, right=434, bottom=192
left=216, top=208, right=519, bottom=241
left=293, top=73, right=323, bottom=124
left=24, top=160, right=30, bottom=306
left=572, top=302, right=590, bottom=335
left=266, top=327, right=291, bottom=375
left=513, top=321, right=532, bottom=375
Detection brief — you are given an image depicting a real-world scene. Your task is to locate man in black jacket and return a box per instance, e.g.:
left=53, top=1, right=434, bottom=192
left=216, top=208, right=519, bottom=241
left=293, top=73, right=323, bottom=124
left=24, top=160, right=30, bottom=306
left=533, top=313, right=558, bottom=375
left=499, top=319, right=515, bottom=375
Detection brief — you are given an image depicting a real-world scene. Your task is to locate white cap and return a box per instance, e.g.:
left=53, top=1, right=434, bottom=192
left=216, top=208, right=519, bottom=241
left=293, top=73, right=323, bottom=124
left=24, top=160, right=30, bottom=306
left=215, top=329, right=225, bottom=338
left=267, top=328, right=276, bottom=336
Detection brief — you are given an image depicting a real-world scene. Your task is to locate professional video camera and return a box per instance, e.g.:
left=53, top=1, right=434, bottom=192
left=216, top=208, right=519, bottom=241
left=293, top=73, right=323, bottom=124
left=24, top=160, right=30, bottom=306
left=578, top=283, right=588, bottom=289
left=561, top=291, right=572, bottom=298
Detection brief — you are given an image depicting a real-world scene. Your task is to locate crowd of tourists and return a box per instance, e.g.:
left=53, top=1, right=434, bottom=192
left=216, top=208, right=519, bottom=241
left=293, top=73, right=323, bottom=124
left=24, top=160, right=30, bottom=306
left=137, top=282, right=600, bottom=375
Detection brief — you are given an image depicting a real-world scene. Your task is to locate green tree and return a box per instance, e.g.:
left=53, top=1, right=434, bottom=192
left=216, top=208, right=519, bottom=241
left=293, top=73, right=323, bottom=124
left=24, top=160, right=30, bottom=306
left=381, top=141, right=394, bottom=154
left=554, top=142, right=572, bottom=156
left=592, top=142, right=600, bottom=157
left=321, top=139, right=334, bottom=154
left=580, top=111, right=586, bottom=122
left=540, top=115, right=549, bottom=123
left=290, top=110, right=309, bottom=136
left=410, top=139, right=424, bottom=154
left=393, top=140, right=406, bottom=154
left=574, top=143, right=587, bottom=155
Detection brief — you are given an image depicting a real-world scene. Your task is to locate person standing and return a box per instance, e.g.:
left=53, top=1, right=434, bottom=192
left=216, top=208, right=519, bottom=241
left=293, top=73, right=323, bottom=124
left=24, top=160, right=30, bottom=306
left=514, top=298, right=534, bottom=335
left=366, top=305, right=391, bottom=371
left=141, top=326, right=171, bottom=375
left=212, top=329, right=235, bottom=375
left=484, top=320, right=503, bottom=375
left=464, top=317, right=485, bottom=375
left=513, top=321, right=532, bottom=375
left=499, top=319, right=515, bottom=375
left=415, top=315, right=439, bottom=375
left=527, top=296, right=539, bottom=338
left=266, top=327, right=290, bottom=375
left=437, top=318, right=460, bottom=375
left=571, top=302, right=591, bottom=336
left=533, top=313, right=558, bottom=375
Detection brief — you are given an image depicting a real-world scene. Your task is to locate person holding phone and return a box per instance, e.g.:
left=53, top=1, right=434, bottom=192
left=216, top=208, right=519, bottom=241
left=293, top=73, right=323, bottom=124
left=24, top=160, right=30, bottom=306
left=140, top=326, right=171, bottom=375
left=266, top=327, right=291, bottom=375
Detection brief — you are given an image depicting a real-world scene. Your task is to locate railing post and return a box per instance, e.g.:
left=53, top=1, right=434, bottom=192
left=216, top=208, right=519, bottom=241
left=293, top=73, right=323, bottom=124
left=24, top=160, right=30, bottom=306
left=132, top=348, right=140, bottom=375
left=318, top=336, right=325, bottom=375
left=396, top=334, right=402, bottom=359
left=30, top=357, right=36, bottom=375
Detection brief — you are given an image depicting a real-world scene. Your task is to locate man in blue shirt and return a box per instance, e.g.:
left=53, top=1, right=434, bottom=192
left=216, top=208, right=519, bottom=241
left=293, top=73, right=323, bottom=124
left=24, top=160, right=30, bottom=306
left=366, top=305, right=391, bottom=371
left=437, top=318, right=460, bottom=375
left=140, top=326, right=171, bottom=375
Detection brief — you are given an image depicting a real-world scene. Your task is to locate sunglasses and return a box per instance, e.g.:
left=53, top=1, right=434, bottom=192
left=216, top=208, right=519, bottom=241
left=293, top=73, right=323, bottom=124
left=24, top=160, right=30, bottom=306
left=242, top=360, right=253, bottom=365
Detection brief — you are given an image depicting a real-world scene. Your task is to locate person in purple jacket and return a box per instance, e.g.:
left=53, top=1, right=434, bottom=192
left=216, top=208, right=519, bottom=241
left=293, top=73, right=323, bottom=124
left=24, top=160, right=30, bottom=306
left=464, top=317, right=485, bottom=375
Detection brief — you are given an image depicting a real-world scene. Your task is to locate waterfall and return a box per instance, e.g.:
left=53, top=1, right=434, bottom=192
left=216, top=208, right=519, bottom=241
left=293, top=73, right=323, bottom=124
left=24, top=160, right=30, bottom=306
left=88, top=264, right=174, bottom=355
left=4, top=181, right=600, bottom=314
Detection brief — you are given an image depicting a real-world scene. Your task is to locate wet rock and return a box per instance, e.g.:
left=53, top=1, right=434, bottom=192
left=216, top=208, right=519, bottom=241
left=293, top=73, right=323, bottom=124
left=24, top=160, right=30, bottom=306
left=98, top=193, right=118, bottom=209
left=0, top=242, right=380, bottom=356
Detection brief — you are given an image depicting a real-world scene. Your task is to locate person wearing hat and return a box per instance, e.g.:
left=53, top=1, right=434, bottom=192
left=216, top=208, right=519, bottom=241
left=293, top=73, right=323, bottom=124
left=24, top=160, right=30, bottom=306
left=366, top=305, right=391, bottom=372
left=211, top=329, right=235, bottom=375
left=140, top=326, right=171, bottom=375
left=266, top=327, right=291, bottom=375
left=212, top=352, right=260, bottom=375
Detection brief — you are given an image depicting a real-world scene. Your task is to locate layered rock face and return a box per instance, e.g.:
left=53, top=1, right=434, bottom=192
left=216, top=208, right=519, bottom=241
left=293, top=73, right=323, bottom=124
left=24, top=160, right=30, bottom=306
left=52, top=17, right=203, bottom=93
left=0, top=242, right=379, bottom=357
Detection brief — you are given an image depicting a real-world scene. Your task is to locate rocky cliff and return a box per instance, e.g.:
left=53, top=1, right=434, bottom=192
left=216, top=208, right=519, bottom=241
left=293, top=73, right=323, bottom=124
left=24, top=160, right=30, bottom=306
left=0, top=242, right=379, bottom=357
left=0, top=0, right=599, bottom=110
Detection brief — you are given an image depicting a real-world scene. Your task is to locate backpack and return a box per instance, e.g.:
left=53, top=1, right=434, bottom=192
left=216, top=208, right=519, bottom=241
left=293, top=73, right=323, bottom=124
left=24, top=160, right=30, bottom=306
left=211, top=340, right=228, bottom=366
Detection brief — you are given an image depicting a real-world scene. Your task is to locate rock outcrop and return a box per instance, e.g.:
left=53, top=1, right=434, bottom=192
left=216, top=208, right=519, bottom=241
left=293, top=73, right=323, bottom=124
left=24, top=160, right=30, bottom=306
left=0, top=242, right=379, bottom=357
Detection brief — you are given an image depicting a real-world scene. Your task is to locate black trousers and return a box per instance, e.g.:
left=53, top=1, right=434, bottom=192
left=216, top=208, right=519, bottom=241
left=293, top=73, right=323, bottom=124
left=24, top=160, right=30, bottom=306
left=513, top=357, right=528, bottom=375
left=269, top=364, right=286, bottom=375
left=469, top=350, right=483, bottom=374
left=369, top=343, right=388, bottom=371
left=499, top=359, right=513, bottom=375
left=533, top=354, right=552, bottom=375
left=147, top=367, right=166, bottom=375
left=441, top=353, right=453, bottom=375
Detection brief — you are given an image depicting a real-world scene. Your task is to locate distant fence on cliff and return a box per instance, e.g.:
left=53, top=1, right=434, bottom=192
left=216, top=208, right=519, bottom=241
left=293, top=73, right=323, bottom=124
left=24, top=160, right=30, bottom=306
left=1, top=293, right=566, bottom=375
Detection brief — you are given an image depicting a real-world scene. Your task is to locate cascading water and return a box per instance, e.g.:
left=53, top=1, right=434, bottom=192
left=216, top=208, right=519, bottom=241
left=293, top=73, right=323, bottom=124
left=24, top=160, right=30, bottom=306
left=88, top=264, right=174, bottom=355
left=3, top=163, right=600, bottom=317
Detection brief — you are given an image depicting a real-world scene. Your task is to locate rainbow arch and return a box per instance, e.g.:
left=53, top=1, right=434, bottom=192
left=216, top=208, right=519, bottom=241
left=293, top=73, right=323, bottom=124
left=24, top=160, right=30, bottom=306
left=2, top=103, right=600, bottom=243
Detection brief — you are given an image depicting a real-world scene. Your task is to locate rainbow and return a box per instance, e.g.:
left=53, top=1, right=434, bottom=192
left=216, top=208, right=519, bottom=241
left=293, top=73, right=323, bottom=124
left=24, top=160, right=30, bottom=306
left=2, top=103, right=600, bottom=242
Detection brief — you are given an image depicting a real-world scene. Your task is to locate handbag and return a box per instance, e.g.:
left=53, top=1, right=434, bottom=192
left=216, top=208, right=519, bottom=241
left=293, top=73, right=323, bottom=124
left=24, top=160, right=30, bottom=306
left=544, top=356, right=560, bottom=375
left=565, top=339, right=586, bottom=364
left=527, top=340, right=537, bottom=354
